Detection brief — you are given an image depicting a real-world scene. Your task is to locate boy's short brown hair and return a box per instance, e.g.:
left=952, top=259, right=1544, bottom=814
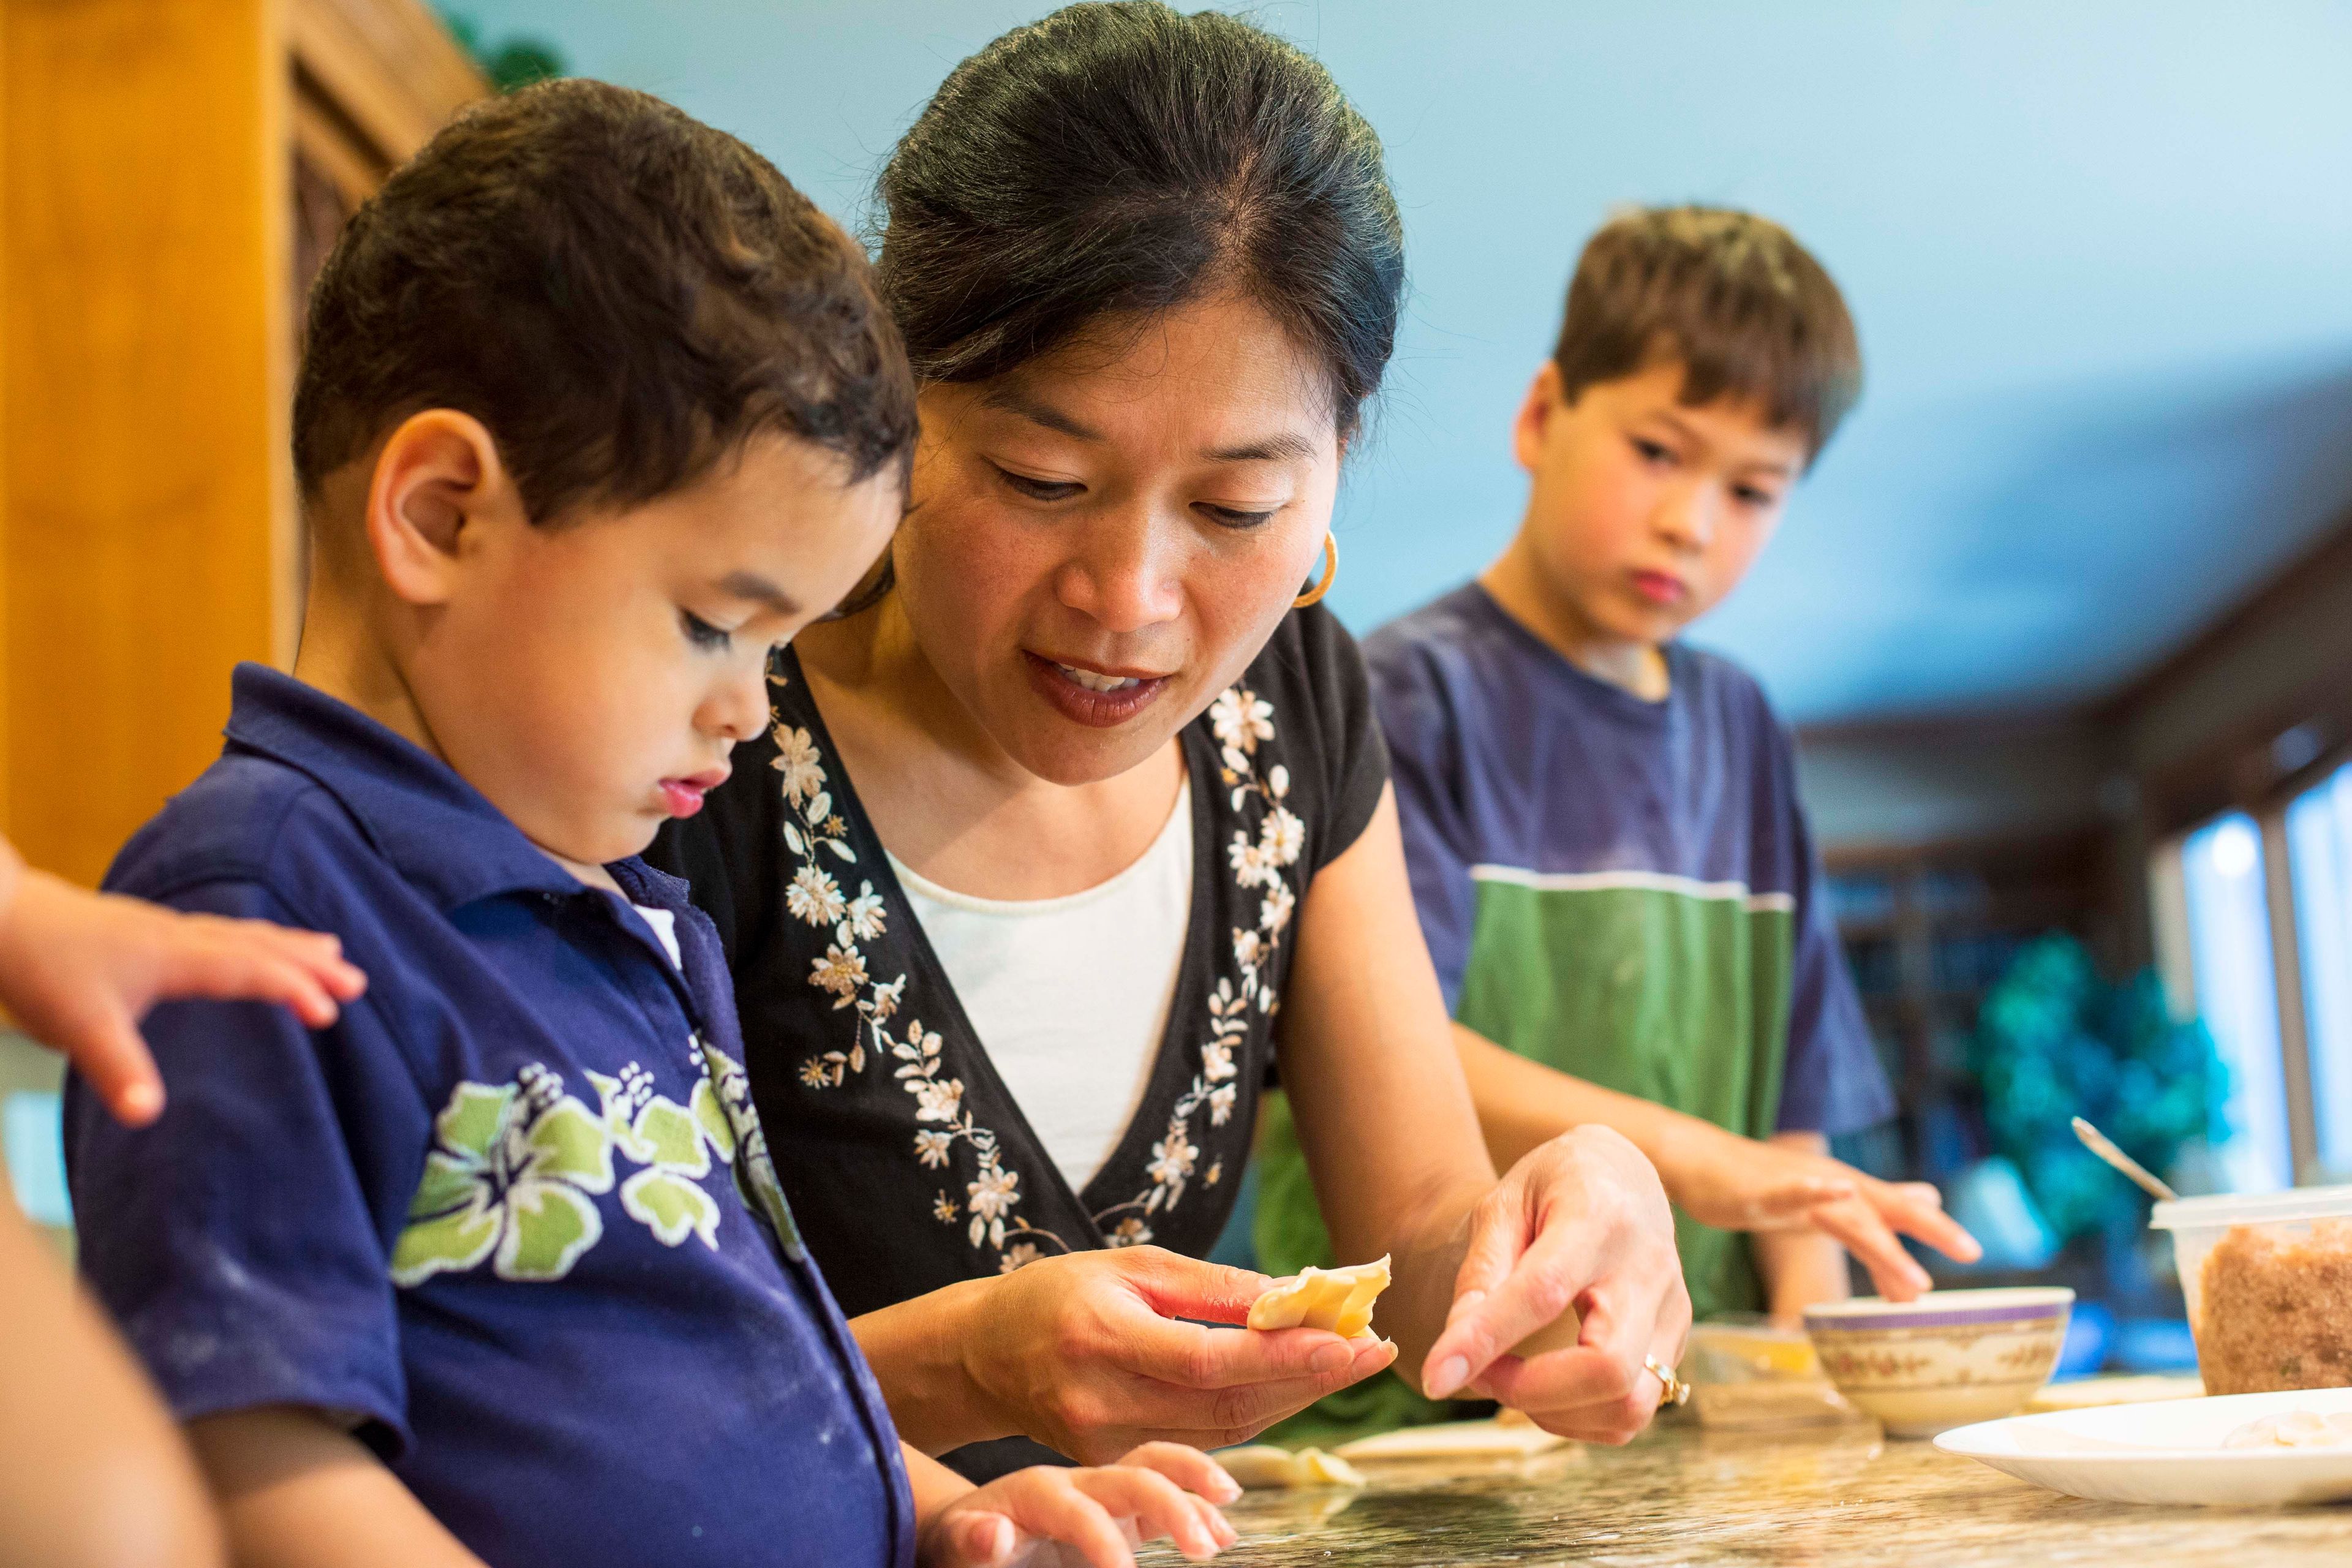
left=293, top=78, right=916, bottom=531
left=1553, top=205, right=1861, bottom=461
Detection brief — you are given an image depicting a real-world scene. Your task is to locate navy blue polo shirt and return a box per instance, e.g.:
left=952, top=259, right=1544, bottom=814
left=66, top=665, right=914, bottom=1568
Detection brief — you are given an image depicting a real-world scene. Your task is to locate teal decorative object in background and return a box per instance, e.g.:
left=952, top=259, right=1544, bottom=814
left=1970, top=933, right=2226, bottom=1249
left=439, top=9, right=565, bottom=94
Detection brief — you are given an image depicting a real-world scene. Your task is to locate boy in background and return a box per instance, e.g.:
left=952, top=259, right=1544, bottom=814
left=66, top=80, right=1234, bottom=1568
left=1259, top=206, right=1978, bottom=1436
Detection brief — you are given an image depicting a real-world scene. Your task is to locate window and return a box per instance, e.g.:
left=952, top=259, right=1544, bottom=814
left=2179, top=813, right=2292, bottom=1191
left=2289, top=760, right=2352, bottom=1174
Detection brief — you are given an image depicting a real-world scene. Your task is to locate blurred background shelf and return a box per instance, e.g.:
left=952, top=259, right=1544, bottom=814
left=0, top=0, right=486, bottom=889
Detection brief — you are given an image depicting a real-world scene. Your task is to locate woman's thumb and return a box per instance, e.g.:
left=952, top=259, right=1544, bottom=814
left=1125, top=1246, right=1271, bottom=1324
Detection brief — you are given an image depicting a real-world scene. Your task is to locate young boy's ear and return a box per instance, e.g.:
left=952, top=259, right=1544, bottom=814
left=1512, top=361, right=1569, bottom=474
left=364, top=410, right=516, bottom=607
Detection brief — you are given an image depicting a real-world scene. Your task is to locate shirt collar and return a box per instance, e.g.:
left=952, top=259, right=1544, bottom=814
left=224, top=663, right=588, bottom=911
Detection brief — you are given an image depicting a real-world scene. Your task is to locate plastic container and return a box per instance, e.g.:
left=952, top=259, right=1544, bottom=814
left=2150, top=1185, right=2352, bottom=1395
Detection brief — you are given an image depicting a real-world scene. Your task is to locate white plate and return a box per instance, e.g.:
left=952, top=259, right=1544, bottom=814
left=1936, top=1387, right=2352, bottom=1506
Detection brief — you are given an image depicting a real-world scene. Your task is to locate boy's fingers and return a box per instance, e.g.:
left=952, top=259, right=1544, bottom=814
left=1107, top=1447, right=1241, bottom=1547
left=1000, top=1484, right=1139, bottom=1568
left=1115, top=1442, right=1240, bottom=1505
left=1813, top=1198, right=1931, bottom=1298
left=1072, top=1468, right=1224, bottom=1562
left=162, top=942, right=344, bottom=1028
left=1114, top=1443, right=1238, bottom=1544
left=1878, top=1188, right=1980, bottom=1264
left=1739, top=1174, right=1855, bottom=1229
left=946, top=1511, right=1017, bottom=1568
left=238, top=923, right=368, bottom=999
left=63, top=1010, right=167, bottom=1127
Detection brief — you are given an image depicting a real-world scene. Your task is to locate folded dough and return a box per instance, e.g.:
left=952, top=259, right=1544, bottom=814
left=1331, top=1417, right=1569, bottom=1462
left=1211, top=1444, right=1369, bottom=1490
left=1246, top=1255, right=1392, bottom=1338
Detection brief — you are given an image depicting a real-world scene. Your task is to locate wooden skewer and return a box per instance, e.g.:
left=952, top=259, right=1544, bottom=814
left=2071, top=1116, right=2179, bottom=1204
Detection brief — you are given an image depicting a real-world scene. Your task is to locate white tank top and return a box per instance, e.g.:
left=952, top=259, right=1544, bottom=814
left=888, top=780, right=1193, bottom=1196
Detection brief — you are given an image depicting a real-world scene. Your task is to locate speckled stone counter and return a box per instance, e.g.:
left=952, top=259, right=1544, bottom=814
left=1164, top=1422, right=2352, bottom=1566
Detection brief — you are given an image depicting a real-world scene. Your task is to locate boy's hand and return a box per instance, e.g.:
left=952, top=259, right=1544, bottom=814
left=1657, top=1120, right=1980, bottom=1299
left=919, top=1444, right=1238, bottom=1568
left=0, top=867, right=367, bottom=1126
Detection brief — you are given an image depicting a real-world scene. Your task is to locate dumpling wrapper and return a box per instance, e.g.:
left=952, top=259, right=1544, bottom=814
left=1212, top=1444, right=1369, bottom=1490
left=1332, top=1417, right=1569, bottom=1463
left=2223, top=1409, right=2352, bottom=1449
left=1246, top=1254, right=1391, bottom=1338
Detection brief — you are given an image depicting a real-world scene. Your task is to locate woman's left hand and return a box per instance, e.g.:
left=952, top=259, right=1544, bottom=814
left=1417, top=1125, right=1690, bottom=1444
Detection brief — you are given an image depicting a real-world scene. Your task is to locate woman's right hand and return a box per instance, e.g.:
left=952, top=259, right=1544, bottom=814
left=1653, top=1116, right=1980, bottom=1298
left=960, top=1246, right=1396, bottom=1464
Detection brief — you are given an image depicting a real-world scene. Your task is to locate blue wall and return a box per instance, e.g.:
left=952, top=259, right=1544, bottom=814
left=455, top=1, right=2352, bottom=723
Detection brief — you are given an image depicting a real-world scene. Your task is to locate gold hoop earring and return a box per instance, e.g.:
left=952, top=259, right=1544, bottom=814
left=1292, top=533, right=1340, bottom=609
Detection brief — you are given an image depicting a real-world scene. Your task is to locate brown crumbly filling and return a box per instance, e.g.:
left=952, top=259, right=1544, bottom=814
left=2196, top=1219, right=2352, bottom=1395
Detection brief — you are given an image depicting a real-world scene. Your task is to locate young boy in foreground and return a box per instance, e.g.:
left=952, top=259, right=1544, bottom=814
left=1257, top=206, right=1980, bottom=1437
left=66, top=80, right=1233, bottom=1568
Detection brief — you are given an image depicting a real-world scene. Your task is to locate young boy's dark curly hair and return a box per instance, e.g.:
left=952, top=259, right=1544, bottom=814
left=294, top=77, right=917, bottom=536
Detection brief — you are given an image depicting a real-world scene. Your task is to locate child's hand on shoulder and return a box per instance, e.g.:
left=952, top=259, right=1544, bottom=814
left=919, top=1442, right=1239, bottom=1568
left=0, top=852, right=367, bottom=1126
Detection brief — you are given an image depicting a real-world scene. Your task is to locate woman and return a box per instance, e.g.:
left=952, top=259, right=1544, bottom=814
left=663, top=1, right=1858, bottom=1476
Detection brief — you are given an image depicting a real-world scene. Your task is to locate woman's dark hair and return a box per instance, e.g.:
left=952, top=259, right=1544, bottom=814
left=876, top=1, right=1404, bottom=438
left=295, top=79, right=916, bottom=528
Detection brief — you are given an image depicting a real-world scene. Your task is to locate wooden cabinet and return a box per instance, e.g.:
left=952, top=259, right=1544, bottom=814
left=0, top=0, right=484, bottom=885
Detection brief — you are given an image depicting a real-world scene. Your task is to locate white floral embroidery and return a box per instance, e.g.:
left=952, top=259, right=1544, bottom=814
left=772, top=725, right=827, bottom=809
left=843, top=886, right=888, bottom=943
left=774, top=666, right=1299, bottom=1268
left=786, top=865, right=847, bottom=927
left=1209, top=687, right=1275, bottom=758
left=1095, top=682, right=1302, bottom=1232
left=965, top=1153, right=1021, bottom=1250
left=809, top=944, right=867, bottom=1004
left=772, top=671, right=1061, bottom=1270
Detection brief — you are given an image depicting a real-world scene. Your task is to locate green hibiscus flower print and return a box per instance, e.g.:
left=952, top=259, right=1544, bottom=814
left=587, top=1062, right=739, bottom=1251
left=391, top=1066, right=616, bottom=1286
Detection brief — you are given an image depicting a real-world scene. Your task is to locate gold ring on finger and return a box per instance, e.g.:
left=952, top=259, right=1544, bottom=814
left=1644, top=1354, right=1691, bottom=1409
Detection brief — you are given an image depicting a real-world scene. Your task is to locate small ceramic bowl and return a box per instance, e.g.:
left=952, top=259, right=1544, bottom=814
left=1803, top=1287, right=2075, bottom=1438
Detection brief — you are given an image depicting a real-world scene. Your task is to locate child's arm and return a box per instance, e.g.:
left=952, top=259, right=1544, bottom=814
left=1452, top=1024, right=1976, bottom=1299
left=187, top=1408, right=488, bottom=1568
left=0, top=837, right=366, bottom=1125
left=1752, top=1134, right=1856, bottom=1321
left=0, top=1167, right=224, bottom=1568
left=908, top=1441, right=1236, bottom=1568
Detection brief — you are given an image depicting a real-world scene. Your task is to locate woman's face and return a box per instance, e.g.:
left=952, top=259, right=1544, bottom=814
left=895, top=293, right=1342, bottom=786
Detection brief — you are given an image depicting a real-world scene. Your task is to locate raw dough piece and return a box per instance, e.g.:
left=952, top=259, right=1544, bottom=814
left=1332, top=1417, right=1569, bottom=1463
left=2222, top=1409, right=2352, bottom=1449
left=1247, top=1255, right=1392, bottom=1338
left=1510, top=1308, right=1582, bottom=1358
left=1211, top=1444, right=1369, bottom=1490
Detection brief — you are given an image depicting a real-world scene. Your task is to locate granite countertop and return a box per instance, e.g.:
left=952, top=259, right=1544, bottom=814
left=1165, top=1421, right=2352, bottom=1566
